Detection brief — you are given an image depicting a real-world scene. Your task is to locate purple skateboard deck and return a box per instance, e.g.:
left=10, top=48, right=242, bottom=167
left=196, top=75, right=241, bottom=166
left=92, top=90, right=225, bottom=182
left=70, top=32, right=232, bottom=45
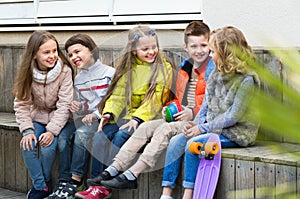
left=192, top=134, right=221, bottom=199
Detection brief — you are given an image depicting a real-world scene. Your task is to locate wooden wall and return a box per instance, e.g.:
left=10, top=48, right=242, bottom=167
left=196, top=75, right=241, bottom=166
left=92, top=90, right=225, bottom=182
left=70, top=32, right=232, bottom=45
left=0, top=45, right=288, bottom=142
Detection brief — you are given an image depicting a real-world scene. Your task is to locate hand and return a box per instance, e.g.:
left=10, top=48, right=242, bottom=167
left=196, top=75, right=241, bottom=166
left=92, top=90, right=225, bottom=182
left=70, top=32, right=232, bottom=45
left=183, top=121, right=201, bottom=139
left=20, top=133, right=37, bottom=151
left=82, top=113, right=97, bottom=126
left=173, top=106, right=193, bottom=121
left=98, top=114, right=110, bottom=132
left=38, top=132, right=54, bottom=147
left=119, top=119, right=139, bottom=132
left=161, top=106, right=167, bottom=121
left=70, top=100, right=81, bottom=113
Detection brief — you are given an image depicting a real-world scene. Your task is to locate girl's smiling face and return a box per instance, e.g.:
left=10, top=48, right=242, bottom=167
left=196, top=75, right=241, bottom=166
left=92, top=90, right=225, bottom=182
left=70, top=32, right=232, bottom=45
left=67, top=43, right=95, bottom=69
left=34, top=39, right=58, bottom=70
left=134, top=36, right=158, bottom=64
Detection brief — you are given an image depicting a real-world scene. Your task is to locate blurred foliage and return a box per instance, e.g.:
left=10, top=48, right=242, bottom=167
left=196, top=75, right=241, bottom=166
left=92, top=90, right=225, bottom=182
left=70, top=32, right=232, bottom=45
left=235, top=45, right=300, bottom=143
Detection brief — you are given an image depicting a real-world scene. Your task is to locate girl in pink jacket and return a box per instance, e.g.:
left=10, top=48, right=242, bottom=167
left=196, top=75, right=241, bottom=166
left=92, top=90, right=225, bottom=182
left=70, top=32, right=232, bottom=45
left=12, top=30, right=74, bottom=199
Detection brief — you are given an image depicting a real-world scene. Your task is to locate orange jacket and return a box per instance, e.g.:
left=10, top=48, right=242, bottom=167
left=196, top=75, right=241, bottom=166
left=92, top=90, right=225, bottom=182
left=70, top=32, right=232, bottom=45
left=169, top=57, right=215, bottom=116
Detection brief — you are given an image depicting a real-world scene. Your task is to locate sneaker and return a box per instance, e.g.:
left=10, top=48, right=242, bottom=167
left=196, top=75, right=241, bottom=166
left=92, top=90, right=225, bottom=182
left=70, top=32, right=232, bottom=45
left=47, top=181, right=67, bottom=199
left=75, top=186, right=95, bottom=199
left=55, top=182, right=84, bottom=199
left=26, top=186, right=49, bottom=199
left=84, top=186, right=112, bottom=199
left=101, top=174, right=137, bottom=189
left=87, top=171, right=115, bottom=186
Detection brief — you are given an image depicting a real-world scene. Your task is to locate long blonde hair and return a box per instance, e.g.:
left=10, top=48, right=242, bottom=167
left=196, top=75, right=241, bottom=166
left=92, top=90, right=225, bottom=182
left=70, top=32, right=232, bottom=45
left=12, top=30, right=72, bottom=100
left=209, top=26, right=255, bottom=75
left=98, top=25, right=170, bottom=113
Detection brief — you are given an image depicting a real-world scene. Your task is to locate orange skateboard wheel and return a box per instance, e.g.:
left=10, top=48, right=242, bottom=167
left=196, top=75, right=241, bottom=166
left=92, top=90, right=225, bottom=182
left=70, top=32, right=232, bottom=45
left=204, top=142, right=219, bottom=155
left=189, top=142, right=203, bottom=154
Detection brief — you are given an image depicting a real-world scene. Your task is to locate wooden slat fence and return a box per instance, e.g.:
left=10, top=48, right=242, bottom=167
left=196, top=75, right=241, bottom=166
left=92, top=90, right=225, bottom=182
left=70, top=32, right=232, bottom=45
left=0, top=45, right=292, bottom=142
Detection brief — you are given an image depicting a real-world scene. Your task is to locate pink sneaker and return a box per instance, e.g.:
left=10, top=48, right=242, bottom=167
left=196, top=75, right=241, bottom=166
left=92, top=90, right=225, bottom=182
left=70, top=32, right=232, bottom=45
left=75, top=186, right=94, bottom=198
left=83, top=186, right=112, bottom=199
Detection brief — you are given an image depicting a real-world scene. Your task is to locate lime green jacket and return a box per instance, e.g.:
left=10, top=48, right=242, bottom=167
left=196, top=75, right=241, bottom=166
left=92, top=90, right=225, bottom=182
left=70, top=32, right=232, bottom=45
left=103, top=57, right=172, bottom=122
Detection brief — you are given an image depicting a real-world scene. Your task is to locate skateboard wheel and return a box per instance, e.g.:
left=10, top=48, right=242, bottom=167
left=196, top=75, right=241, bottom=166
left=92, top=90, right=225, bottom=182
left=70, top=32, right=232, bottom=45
left=189, top=142, right=203, bottom=154
left=204, top=142, right=219, bottom=155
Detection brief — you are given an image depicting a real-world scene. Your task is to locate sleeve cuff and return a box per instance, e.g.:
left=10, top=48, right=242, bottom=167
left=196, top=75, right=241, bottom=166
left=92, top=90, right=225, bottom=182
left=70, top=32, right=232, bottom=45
left=132, top=117, right=144, bottom=125
left=22, top=128, right=34, bottom=136
left=93, top=110, right=102, bottom=120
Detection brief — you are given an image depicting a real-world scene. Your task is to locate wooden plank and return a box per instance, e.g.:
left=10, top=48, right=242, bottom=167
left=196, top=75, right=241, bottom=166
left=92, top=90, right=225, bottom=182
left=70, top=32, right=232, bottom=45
left=148, top=169, right=163, bottom=199
left=215, top=158, right=235, bottom=199
left=99, top=48, right=115, bottom=67
left=0, top=129, right=4, bottom=187
left=235, top=160, right=255, bottom=199
left=254, top=162, right=275, bottom=199
left=260, top=52, right=283, bottom=142
left=3, top=48, right=13, bottom=112
left=297, top=167, right=300, bottom=199
left=135, top=171, right=148, bottom=199
left=4, top=131, right=16, bottom=190
left=275, top=164, right=297, bottom=197
left=14, top=131, right=28, bottom=193
left=0, top=48, right=5, bottom=112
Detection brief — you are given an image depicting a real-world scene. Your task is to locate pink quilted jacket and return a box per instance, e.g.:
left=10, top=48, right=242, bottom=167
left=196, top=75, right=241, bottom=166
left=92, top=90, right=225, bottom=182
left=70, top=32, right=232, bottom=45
left=14, top=62, right=73, bottom=136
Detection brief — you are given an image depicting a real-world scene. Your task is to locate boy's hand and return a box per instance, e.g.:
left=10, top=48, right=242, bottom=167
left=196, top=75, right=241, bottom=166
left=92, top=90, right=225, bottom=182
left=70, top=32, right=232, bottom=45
left=20, top=133, right=37, bottom=151
left=82, top=113, right=96, bottom=126
left=39, top=132, right=54, bottom=147
left=183, top=121, right=201, bottom=138
left=119, top=119, right=139, bottom=132
left=98, top=114, right=110, bottom=132
left=161, top=106, right=167, bottom=121
left=70, top=100, right=81, bottom=113
left=173, top=106, right=193, bottom=121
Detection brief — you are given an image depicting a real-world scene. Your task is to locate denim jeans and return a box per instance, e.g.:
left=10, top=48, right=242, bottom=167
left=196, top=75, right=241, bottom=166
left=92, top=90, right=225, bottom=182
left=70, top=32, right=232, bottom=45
left=21, top=122, right=58, bottom=190
left=91, top=120, right=132, bottom=178
left=56, top=120, right=76, bottom=181
left=68, top=119, right=99, bottom=178
left=162, top=133, right=238, bottom=189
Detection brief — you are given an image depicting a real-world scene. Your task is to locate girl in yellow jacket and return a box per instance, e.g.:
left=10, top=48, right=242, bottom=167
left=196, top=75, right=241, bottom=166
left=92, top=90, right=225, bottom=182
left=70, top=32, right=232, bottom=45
left=83, top=25, right=173, bottom=196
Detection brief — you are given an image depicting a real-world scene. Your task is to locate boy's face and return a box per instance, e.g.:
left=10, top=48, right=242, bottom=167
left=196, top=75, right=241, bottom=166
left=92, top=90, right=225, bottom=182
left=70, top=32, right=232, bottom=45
left=184, top=35, right=210, bottom=67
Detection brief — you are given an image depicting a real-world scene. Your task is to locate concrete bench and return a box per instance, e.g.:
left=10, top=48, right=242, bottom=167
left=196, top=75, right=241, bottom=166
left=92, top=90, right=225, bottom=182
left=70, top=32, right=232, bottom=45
left=0, top=112, right=299, bottom=199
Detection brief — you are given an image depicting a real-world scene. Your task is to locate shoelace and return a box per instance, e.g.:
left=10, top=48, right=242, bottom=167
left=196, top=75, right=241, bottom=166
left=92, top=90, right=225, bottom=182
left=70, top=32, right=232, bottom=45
left=90, top=187, right=103, bottom=196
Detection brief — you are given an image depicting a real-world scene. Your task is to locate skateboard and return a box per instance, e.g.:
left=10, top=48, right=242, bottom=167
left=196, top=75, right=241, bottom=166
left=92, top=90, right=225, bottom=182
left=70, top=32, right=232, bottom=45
left=189, top=134, right=221, bottom=199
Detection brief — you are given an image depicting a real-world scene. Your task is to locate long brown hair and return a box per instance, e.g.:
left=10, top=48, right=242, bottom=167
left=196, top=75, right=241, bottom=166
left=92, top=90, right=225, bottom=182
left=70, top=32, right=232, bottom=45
left=12, top=30, right=72, bottom=100
left=98, top=25, right=170, bottom=113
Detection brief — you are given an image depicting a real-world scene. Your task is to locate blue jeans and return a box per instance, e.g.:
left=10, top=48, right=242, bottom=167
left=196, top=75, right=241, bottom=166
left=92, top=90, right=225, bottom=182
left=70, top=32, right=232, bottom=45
left=162, top=133, right=238, bottom=189
left=21, top=122, right=58, bottom=190
left=68, top=119, right=99, bottom=178
left=91, top=120, right=132, bottom=178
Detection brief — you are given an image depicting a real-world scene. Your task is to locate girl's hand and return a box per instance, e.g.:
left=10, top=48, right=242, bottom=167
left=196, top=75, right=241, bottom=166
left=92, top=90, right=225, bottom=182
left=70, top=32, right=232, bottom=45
left=183, top=121, right=201, bottom=139
left=82, top=113, right=97, bottom=126
left=173, top=106, right=193, bottom=121
left=39, top=132, right=54, bottom=147
left=161, top=106, right=167, bottom=121
left=20, top=133, right=37, bottom=151
left=119, top=119, right=139, bottom=132
left=98, top=114, right=110, bottom=132
left=70, top=100, right=81, bottom=113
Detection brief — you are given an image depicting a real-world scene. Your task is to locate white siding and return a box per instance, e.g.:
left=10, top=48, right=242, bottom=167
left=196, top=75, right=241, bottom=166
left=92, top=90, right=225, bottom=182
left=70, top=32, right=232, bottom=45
left=0, top=0, right=202, bottom=28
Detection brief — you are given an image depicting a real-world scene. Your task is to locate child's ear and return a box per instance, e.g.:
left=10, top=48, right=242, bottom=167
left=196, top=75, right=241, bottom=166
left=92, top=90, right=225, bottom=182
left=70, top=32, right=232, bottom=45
left=183, top=43, right=188, bottom=52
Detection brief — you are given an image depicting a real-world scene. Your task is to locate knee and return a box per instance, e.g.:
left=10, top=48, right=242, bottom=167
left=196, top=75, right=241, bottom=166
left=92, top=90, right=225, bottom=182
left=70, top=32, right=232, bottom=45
left=112, top=131, right=130, bottom=146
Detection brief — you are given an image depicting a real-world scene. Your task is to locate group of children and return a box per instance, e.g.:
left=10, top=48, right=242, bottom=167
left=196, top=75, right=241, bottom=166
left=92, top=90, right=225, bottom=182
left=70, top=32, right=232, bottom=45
left=12, top=21, right=260, bottom=199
